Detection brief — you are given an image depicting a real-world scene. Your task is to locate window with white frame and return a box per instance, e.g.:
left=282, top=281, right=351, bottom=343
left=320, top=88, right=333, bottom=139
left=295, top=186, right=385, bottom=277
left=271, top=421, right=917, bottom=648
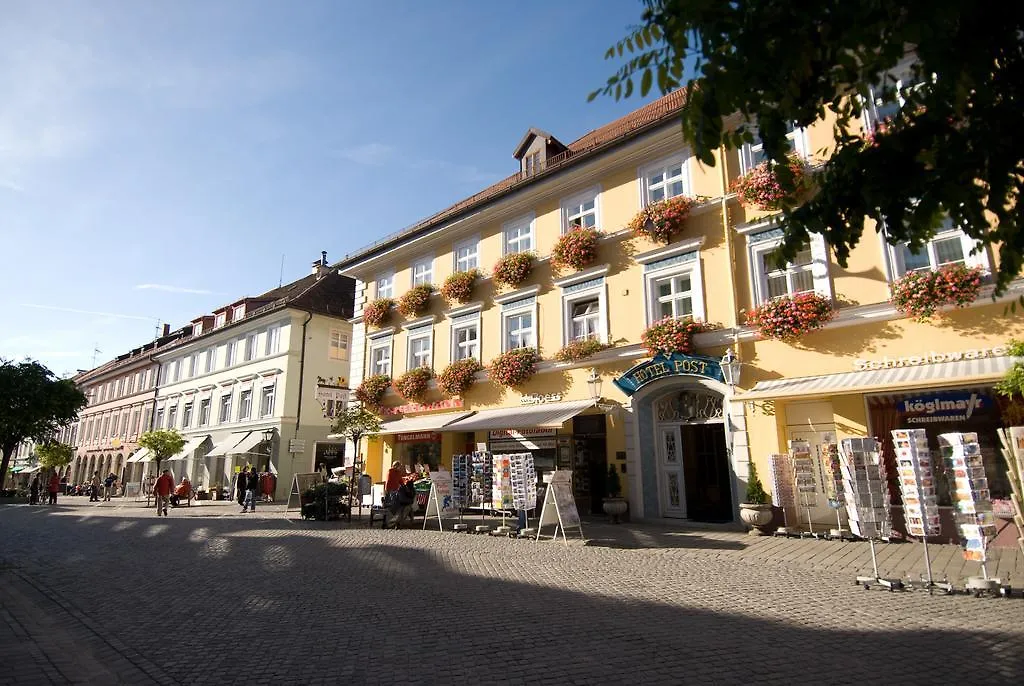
left=407, top=327, right=433, bottom=369
left=238, top=390, right=253, bottom=421
left=746, top=229, right=832, bottom=305
left=141, top=408, right=151, bottom=432
left=328, top=329, right=349, bottom=360
left=131, top=409, right=141, bottom=436
left=219, top=393, right=233, bottom=423
left=739, top=122, right=808, bottom=174
left=571, top=299, right=601, bottom=341
left=376, top=272, right=394, bottom=299
left=182, top=402, right=194, bottom=428
left=199, top=398, right=211, bottom=426
left=451, top=316, right=479, bottom=361
left=501, top=297, right=536, bottom=351
left=187, top=354, right=198, bottom=378
left=167, top=405, right=177, bottom=429
left=863, top=60, right=927, bottom=133
left=171, top=359, right=181, bottom=383
left=244, top=333, right=257, bottom=361
left=503, top=215, right=534, bottom=254
left=558, top=274, right=609, bottom=344
left=368, top=336, right=392, bottom=376
left=454, top=238, right=479, bottom=272
left=641, top=155, right=689, bottom=204
left=887, top=220, right=989, bottom=278
left=260, top=384, right=276, bottom=417
left=233, top=304, right=245, bottom=321
left=562, top=188, right=599, bottom=232
left=205, top=347, right=216, bottom=373
left=411, top=256, right=433, bottom=286
left=225, top=340, right=237, bottom=367
left=265, top=326, right=281, bottom=356
left=155, top=409, right=164, bottom=430
left=640, top=247, right=707, bottom=325
left=215, top=312, right=227, bottom=328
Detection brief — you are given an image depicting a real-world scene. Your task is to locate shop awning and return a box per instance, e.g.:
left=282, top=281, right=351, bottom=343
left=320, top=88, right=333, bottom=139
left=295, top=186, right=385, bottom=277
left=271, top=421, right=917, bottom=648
left=21, top=466, right=40, bottom=474
left=734, top=355, right=1016, bottom=402
left=126, top=448, right=151, bottom=464
left=368, top=412, right=475, bottom=435
left=228, top=431, right=265, bottom=457
left=207, top=432, right=249, bottom=458
left=167, top=436, right=209, bottom=461
left=442, top=399, right=596, bottom=432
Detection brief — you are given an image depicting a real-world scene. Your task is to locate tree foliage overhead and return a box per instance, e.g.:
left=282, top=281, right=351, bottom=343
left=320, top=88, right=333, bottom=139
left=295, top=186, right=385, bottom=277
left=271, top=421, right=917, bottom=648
left=137, top=429, right=186, bottom=471
left=0, top=359, right=87, bottom=479
left=35, top=442, right=75, bottom=471
left=330, top=406, right=382, bottom=450
left=592, top=0, right=1024, bottom=293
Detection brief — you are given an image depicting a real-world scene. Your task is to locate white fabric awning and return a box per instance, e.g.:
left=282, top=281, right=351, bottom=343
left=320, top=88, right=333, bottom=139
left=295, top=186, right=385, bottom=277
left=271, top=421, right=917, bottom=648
left=443, top=399, right=596, bottom=432
left=21, top=466, right=40, bottom=474
left=168, top=436, right=209, bottom=461
left=374, top=412, right=474, bottom=435
left=207, top=432, right=249, bottom=458
left=228, top=431, right=265, bottom=457
left=127, top=448, right=151, bottom=464
left=734, top=355, right=1016, bottom=402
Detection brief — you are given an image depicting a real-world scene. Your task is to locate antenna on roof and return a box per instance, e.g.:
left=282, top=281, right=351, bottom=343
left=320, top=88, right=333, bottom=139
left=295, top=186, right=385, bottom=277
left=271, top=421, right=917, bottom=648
left=91, top=345, right=101, bottom=366
left=279, top=254, right=285, bottom=288
left=154, top=319, right=163, bottom=340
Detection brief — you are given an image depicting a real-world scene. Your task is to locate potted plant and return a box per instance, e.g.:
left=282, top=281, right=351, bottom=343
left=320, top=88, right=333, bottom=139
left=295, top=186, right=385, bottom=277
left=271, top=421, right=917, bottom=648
left=745, top=292, right=833, bottom=341
left=739, top=462, right=773, bottom=535
left=551, top=227, right=600, bottom=271
left=553, top=338, right=609, bottom=363
left=354, top=374, right=391, bottom=409
left=440, top=269, right=480, bottom=304
left=629, top=195, right=698, bottom=244
left=393, top=367, right=433, bottom=403
left=437, top=358, right=482, bottom=397
left=602, top=463, right=628, bottom=524
left=890, top=263, right=985, bottom=321
left=641, top=317, right=703, bottom=356
left=492, top=252, right=534, bottom=289
left=731, top=158, right=807, bottom=211
left=489, top=348, right=540, bottom=388
left=363, top=298, right=393, bottom=328
left=397, top=285, right=433, bottom=317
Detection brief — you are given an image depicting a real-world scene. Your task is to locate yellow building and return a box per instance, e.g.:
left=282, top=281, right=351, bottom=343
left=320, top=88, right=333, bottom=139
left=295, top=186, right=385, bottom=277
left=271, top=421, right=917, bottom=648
left=337, top=90, right=1023, bottom=529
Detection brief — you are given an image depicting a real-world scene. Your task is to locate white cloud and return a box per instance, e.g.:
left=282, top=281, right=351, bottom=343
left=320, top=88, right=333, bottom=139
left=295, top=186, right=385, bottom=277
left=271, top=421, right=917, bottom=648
left=135, top=283, right=214, bottom=295
left=19, top=303, right=155, bottom=322
left=337, top=142, right=396, bottom=166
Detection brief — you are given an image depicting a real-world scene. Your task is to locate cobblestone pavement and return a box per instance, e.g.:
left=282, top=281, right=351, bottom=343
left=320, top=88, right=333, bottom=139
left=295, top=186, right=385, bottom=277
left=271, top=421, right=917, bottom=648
left=2, top=501, right=1021, bottom=685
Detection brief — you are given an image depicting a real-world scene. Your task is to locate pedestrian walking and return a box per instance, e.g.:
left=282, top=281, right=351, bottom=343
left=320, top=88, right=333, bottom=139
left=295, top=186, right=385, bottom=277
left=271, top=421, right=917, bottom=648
left=154, top=469, right=174, bottom=516
left=29, top=474, right=40, bottom=505
left=241, top=467, right=258, bottom=513
left=261, top=470, right=275, bottom=502
left=89, top=471, right=101, bottom=502
left=236, top=467, right=248, bottom=506
left=47, top=472, right=60, bottom=505
left=103, top=472, right=116, bottom=501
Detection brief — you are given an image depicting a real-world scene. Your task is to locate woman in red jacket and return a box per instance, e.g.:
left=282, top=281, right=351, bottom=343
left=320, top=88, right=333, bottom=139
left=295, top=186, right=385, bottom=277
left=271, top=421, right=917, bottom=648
left=47, top=472, right=61, bottom=505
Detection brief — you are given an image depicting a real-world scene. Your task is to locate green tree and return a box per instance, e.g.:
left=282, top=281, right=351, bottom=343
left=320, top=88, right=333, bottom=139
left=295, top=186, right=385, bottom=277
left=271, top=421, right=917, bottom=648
left=35, top=441, right=75, bottom=474
left=0, top=359, right=87, bottom=482
left=593, top=1, right=1024, bottom=293
left=137, top=429, right=186, bottom=473
left=330, top=406, right=382, bottom=463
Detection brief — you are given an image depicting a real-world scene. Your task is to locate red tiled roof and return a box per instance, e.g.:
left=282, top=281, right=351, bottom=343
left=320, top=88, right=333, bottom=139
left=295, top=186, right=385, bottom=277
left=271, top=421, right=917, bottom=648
left=338, top=89, right=688, bottom=268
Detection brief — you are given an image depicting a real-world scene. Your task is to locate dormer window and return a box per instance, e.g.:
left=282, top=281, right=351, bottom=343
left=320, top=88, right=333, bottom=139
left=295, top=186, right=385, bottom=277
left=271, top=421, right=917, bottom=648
left=233, top=305, right=245, bottom=321
left=194, top=322, right=203, bottom=336
left=215, top=312, right=227, bottom=328
left=525, top=152, right=540, bottom=176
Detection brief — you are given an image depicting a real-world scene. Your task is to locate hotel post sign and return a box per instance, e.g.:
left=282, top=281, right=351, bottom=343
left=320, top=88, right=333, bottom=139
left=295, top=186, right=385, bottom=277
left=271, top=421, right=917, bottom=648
left=612, top=353, right=725, bottom=396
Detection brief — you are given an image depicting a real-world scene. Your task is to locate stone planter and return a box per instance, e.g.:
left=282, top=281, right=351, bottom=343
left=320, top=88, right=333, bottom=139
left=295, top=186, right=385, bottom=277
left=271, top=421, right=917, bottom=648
left=602, top=497, right=628, bottom=524
left=739, top=502, right=773, bottom=535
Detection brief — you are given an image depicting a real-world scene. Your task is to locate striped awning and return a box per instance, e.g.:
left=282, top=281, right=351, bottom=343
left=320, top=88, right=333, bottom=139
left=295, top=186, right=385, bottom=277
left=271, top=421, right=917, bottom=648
left=734, top=355, right=1015, bottom=402
left=442, top=399, right=596, bottom=432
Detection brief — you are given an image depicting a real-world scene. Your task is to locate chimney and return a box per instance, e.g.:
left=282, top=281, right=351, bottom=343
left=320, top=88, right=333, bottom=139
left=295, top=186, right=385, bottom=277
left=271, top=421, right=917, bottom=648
left=312, top=251, right=331, bottom=279
left=161, top=323, right=170, bottom=337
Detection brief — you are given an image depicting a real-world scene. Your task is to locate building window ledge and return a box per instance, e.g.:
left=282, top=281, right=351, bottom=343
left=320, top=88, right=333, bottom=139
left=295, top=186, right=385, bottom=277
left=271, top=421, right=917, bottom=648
left=493, top=284, right=542, bottom=305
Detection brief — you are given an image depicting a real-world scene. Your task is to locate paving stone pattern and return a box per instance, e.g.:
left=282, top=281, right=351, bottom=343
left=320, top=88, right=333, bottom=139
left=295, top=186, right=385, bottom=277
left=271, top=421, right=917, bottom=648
left=1, top=501, right=1021, bottom=685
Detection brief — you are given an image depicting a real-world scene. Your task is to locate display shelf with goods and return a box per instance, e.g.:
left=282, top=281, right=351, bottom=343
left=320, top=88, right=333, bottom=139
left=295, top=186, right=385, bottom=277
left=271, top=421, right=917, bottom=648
left=891, top=428, right=953, bottom=594
left=491, top=453, right=515, bottom=533
left=997, top=427, right=1024, bottom=557
left=822, top=443, right=850, bottom=540
left=769, top=453, right=798, bottom=537
left=510, top=452, right=538, bottom=526
left=939, top=432, right=1010, bottom=596
left=451, top=451, right=496, bottom=532
left=839, top=437, right=903, bottom=591
left=789, top=439, right=821, bottom=538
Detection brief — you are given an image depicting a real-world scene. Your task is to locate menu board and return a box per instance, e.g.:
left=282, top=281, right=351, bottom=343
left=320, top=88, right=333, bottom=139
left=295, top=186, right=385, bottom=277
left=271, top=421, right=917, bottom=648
left=510, top=453, right=538, bottom=512
left=939, top=432, right=996, bottom=562
left=769, top=453, right=796, bottom=509
left=839, top=437, right=890, bottom=539
left=491, top=454, right=514, bottom=511
left=892, top=428, right=940, bottom=537
left=538, top=470, right=581, bottom=532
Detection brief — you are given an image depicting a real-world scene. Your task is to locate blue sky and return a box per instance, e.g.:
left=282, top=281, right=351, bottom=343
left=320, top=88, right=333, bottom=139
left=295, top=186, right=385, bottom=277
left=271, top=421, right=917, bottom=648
left=0, top=0, right=661, bottom=377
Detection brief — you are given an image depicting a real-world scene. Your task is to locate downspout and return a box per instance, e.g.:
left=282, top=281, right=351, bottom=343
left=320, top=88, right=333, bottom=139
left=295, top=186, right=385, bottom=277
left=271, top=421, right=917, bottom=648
left=294, top=310, right=314, bottom=436
left=720, top=144, right=745, bottom=524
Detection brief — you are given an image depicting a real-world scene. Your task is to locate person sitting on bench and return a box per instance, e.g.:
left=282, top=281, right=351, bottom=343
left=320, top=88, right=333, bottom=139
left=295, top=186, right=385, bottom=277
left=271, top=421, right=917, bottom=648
left=170, top=477, right=192, bottom=507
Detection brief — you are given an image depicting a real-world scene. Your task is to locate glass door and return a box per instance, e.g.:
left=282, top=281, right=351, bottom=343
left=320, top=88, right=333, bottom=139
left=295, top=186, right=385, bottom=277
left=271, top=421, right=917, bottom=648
left=658, top=425, right=686, bottom=518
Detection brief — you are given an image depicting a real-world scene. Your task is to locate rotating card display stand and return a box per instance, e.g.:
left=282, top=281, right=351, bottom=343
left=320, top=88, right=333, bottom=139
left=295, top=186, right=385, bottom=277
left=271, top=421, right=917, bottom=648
left=939, top=432, right=1008, bottom=597
left=997, top=427, right=1024, bottom=558
left=452, top=452, right=494, bottom=533
left=510, top=453, right=538, bottom=538
left=840, top=437, right=903, bottom=591
left=451, top=454, right=472, bottom=533
left=892, top=429, right=952, bottom=595
left=790, top=440, right=821, bottom=538
left=769, top=453, right=798, bottom=537
left=491, top=454, right=515, bottom=535
left=822, top=443, right=850, bottom=540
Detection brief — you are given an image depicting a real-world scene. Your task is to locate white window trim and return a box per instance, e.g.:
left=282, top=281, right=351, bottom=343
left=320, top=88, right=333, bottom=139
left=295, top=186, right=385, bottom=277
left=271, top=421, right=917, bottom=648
left=368, top=335, right=394, bottom=377
left=493, top=284, right=541, bottom=305
left=561, top=282, right=609, bottom=346
left=560, top=185, right=602, bottom=234
left=881, top=225, right=990, bottom=281
left=406, top=327, right=434, bottom=371
left=747, top=234, right=832, bottom=306
left=862, top=57, right=921, bottom=132
left=259, top=382, right=277, bottom=418
left=738, top=125, right=809, bottom=175
left=445, top=302, right=483, bottom=318
left=453, top=235, right=480, bottom=272
left=450, top=313, right=481, bottom=362
left=644, top=255, right=707, bottom=326
left=410, top=254, right=434, bottom=287
left=375, top=270, right=395, bottom=299
left=638, top=152, right=692, bottom=207
left=502, top=212, right=536, bottom=255
left=501, top=300, right=539, bottom=353
left=238, top=389, right=253, bottom=421
left=329, top=328, right=350, bottom=360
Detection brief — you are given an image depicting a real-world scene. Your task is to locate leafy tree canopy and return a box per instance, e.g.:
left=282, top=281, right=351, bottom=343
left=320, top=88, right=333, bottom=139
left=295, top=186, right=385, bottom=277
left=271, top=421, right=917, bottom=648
left=35, top=442, right=75, bottom=471
left=330, top=406, right=381, bottom=448
left=593, top=0, right=1024, bottom=293
left=137, top=429, right=186, bottom=471
left=0, top=359, right=87, bottom=478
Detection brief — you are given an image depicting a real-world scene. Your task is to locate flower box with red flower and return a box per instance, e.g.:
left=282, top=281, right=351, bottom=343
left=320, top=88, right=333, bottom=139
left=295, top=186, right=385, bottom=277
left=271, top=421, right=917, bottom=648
left=440, top=269, right=480, bottom=304
left=890, top=263, right=985, bottom=321
left=438, top=358, right=482, bottom=397
left=552, top=227, right=600, bottom=272
left=641, top=317, right=704, bottom=357
left=746, top=292, right=834, bottom=341
left=397, top=285, right=433, bottom=317
left=489, top=348, right=540, bottom=388
left=732, top=158, right=807, bottom=212
left=492, top=252, right=534, bottom=289
left=363, top=298, right=394, bottom=328
left=393, top=367, right=433, bottom=403
left=629, top=196, right=698, bottom=244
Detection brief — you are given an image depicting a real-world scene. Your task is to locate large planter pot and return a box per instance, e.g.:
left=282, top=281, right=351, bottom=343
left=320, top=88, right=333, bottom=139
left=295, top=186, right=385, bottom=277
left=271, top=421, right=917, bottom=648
left=739, top=502, right=773, bottom=535
left=602, top=497, right=628, bottom=524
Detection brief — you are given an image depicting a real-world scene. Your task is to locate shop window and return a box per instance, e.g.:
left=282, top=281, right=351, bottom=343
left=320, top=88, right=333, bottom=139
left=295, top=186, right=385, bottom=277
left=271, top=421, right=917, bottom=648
left=451, top=317, right=479, bottom=361
left=503, top=214, right=534, bottom=255
left=376, top=271, right=394, bottom=299
left=407, top=328, right=433, bottom=370
left=453, top=237, right=479, bottom=272
left=368, top=336, right=393, bottom=376
left=561, top=187, right=600, bottom=233
left=329, top=329, right=349, bottom=361
left=747, top=231, right=831, bottom=306
left=738, top=122, right=808, bottom=174
left=640, top=154, right=690, bottom=205
left=411, top=255, right=433, bottom=287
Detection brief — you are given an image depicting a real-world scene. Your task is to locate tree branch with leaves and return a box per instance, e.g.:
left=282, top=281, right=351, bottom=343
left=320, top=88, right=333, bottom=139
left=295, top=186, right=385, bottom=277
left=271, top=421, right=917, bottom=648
left=137, top=429, right=186, bottom=473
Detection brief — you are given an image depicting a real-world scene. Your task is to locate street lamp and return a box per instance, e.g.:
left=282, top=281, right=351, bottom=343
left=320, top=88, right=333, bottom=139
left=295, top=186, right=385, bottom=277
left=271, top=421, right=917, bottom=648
left=262, top=428, right=274, bottom=471
left=721, top=349, right=742, bottom=388
left=586, top=368, right=603, bottom=401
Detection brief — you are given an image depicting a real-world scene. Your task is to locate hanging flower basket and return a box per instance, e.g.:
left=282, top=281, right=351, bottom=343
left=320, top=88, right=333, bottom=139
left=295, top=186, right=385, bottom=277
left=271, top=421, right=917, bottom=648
left=628, top=196, right=698, bottom=244
left=397, top=285, right=433, bottom=317
left=437, top=358, right=482, bottom=397
left=355, top=374, right=391, bottom=408
left=363, top=298, right=393, bottom=328
left=492, top=252, right=534, bottom=289
left=489, top=348, right=540, bottom=388
left=890, top=263, right=985, bottom=321
left=552, top=227, right=600, bottom=271
left=554, top=338, right=609, bottom=363
left=746, top=292, right=834, bottom=341
left=440, top=269, right=480, bottom=304
left=641, top=317, right=703, bottom=357
left=731, top=158, right=807, bottom=211
left=393, top=367, right=433, bottom=402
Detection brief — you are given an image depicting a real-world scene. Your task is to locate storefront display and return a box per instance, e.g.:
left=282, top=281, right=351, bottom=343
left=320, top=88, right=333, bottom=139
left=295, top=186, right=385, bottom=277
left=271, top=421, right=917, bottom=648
left=839, top=437, right=890, bottom=540
left=892, top=428, right=941, bottom=538
left=939, top=432, right=996, bottom=563
left=790, top=439, right=818, bottom=536
left=769, top=453, right=797, bottom=535
left=492, top=454, right=513, bottom=512
left=510, top=453, right=537, bottom=512
left=395, top=432, right=441, bottom=470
